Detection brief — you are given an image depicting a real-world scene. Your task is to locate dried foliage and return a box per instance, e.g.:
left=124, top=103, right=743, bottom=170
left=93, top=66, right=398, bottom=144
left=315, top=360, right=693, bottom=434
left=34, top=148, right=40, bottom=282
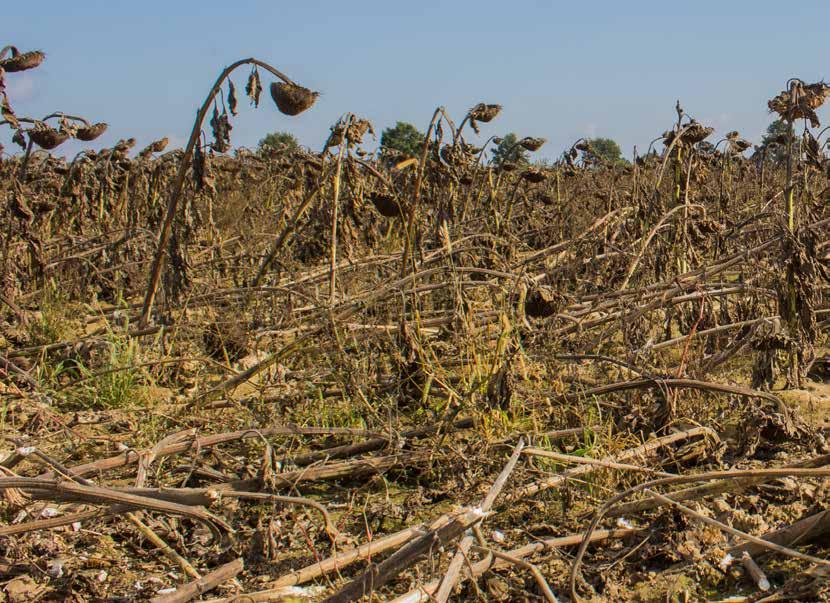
left=245, top=67, right=262, bottom=107
left=769, top=80, right=830, bottom=127
left=0, top=51, right=829, bottom=603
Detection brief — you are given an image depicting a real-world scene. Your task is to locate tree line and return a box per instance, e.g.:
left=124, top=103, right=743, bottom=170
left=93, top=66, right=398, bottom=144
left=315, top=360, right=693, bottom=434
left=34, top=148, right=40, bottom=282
left=257, top=119, right=797, bottom=166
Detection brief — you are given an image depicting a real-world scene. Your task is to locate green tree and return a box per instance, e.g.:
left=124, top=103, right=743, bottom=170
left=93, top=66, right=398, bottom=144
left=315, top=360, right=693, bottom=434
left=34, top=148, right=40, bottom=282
left=380, top=121, right=424, bottom=158
left=258, top=131, right=299, bottom=153
left=490, top=133, right=529, bottom=166
left=757, top=119, right=792, bottom=165
left=586, top=137, right=626, bottom=165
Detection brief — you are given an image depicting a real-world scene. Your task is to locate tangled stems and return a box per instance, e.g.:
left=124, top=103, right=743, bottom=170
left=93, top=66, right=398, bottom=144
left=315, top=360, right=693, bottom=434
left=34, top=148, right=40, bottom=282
left=0, top=114, right=92, bottom=129
left=568, top=467, right=830, bottom=602
left=400, top=107, right=443, bottom=280
left=139, top=58, right=297, bottom=326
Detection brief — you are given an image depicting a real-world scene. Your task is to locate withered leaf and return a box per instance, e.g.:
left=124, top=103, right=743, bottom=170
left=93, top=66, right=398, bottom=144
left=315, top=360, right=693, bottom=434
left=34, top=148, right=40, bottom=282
left=246, top=68, right=262, bottom=108
left=209, top=105, right=232, bottom=153
left=1, top=90, right=18, bottom=129
left=11, top=129, right=26, bottom=149
left=228, top=79, right=238, bottom=116
left=193, top=140, right=206, bottom=189
left=803, top=130, right=822, bottom=168
left=192, top=139, right=217, bottom=195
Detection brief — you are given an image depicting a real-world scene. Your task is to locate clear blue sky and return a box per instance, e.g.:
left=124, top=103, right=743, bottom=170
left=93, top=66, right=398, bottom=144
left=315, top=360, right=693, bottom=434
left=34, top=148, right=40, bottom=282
left=3, top=1, right=829, bottom=161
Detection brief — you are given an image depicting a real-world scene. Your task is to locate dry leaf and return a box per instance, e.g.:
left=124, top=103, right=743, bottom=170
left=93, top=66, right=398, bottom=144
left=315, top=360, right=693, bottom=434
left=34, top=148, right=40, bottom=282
left=228, top=79, right=238, bottom=116
left=246, top=67, right=262, bottom=107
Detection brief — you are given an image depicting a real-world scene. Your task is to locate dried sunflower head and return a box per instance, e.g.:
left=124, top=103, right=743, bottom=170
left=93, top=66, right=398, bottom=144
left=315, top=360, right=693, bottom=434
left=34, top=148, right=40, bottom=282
left=75, top=122, right=108, bottom=142
left=348, top=119, right=374, bottom=144
left=524, top=285, right=561, bottom=318
left=521, top=168, right=547, bottom=183
left=469, top=103, right=502, bottom=123
left=682, top=121, right=714, bottom=145
left=520, top=137, right=547, bottom=152
left=28, top=125, right=69, bottom=150
left=468, top=103, right=502, bottom=133
left=730, top=138, right=752, bottom=153
left=270, top=82, right=319, bottom=116
left=139, top=137, right=169, bottom=157
left=440, top=142, right=476, bottom=167
left=368, top=191, right=403, bottom=218
left=328, top=117, right=375, bottom=148
left=111, top=137, right=136, bottom=160
left=663, top=121, right=713, bottom=147
left=0, top=49, right=45, bottom=73
left=768, top=80, right=829, bottom=127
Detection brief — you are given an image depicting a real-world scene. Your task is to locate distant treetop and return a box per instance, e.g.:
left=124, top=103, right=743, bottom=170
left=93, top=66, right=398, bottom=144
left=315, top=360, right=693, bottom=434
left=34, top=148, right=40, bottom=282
left=757, top=119, right=793, bottom=165
left=584, top=137, right=626, bottom=165
left=490, top=133, right=529, bottom=166
left=380, top=121, right=424, bottom=159
left=258, top=131, right=299, bottom=153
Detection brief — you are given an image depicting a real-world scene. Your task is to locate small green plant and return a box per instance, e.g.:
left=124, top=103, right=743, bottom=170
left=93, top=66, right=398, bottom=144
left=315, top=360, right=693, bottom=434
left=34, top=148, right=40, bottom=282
left=82, top=336, right=143, bottom=409
left=39, top=329, right=149, bottom=411
left=26, top=283, right=78, bottom=345
left=297, top=388, right=367, bottom=430
left=0, top=397, right=8, bottom=434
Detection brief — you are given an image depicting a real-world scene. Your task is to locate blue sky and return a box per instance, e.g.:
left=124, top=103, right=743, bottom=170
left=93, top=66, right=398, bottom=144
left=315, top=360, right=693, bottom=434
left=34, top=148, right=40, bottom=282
left=3, top=1, right=829, bottom=161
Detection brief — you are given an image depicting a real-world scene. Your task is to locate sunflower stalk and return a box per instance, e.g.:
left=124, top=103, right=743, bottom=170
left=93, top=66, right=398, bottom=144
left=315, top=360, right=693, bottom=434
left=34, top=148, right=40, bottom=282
left=139, top=57, right=315, bottom=326
left=329, top=114, right=353, bottom=305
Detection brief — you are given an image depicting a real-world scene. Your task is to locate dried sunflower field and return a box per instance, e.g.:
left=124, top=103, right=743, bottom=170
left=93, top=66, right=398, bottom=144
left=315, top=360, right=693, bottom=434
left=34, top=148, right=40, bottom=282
left=1, top=47, right=830, bottom=602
